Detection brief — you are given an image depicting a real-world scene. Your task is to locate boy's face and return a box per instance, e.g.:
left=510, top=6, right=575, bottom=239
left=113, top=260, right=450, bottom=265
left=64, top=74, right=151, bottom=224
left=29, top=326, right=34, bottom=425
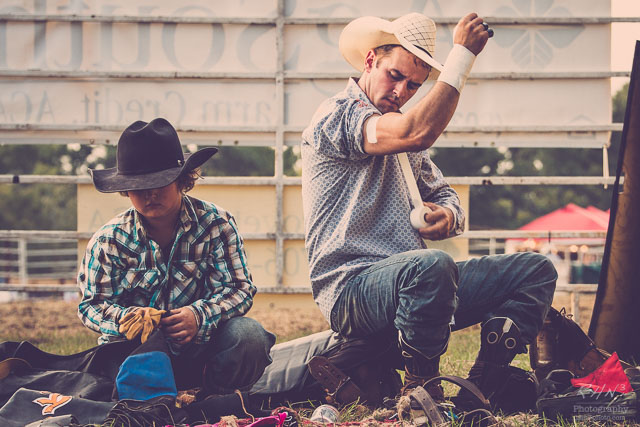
left=128, top=182, right=182, bottom=222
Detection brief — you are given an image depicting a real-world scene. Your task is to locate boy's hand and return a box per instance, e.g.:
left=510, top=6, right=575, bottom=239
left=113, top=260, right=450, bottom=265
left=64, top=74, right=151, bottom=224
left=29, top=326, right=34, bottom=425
left=160, top=307, right=198, bottom=345
left=118, top=307, right=165, bottom=343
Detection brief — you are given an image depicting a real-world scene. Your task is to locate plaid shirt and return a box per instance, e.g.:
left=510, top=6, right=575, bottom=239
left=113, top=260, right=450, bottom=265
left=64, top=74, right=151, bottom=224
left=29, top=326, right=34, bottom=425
left=78, top=195, right=255, bottom=346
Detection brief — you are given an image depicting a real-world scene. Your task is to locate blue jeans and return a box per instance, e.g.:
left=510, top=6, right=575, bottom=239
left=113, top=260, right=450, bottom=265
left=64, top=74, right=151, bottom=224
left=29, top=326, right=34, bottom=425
left=330, top=250, right=557, bottom=358
left=172, top=317, right=276, bottom=394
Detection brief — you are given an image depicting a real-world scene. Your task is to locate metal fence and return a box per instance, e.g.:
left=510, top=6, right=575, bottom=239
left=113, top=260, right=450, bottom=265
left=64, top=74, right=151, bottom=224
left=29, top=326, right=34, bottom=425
left=0, top=229, right=604, bottom=324
left=0, top=2, right=635, bottom=318
left=0, top=238, right=77, bottom=284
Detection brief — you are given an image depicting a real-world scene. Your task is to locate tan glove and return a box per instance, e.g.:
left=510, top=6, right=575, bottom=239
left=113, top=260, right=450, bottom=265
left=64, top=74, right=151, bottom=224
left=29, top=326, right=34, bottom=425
left=118, top=307, right=166, bottom=343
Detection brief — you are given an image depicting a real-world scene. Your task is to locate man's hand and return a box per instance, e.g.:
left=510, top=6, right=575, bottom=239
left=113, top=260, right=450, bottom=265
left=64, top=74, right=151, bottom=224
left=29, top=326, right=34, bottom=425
left=160, top=307, right=199, bottom=345
left=418, top=203, right=454, bottom=241
left=453, top=13, right=490, bottom=55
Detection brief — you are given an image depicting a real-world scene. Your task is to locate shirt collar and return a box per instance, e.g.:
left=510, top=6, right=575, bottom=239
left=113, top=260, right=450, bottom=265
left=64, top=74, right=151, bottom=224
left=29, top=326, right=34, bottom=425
left=345, top=77, right=381, bottom=113
left=132, top=210, right=147, bottom=244
left=132, top=195, right=196, bottom=243
left=179, top=196, right=198, bottom=233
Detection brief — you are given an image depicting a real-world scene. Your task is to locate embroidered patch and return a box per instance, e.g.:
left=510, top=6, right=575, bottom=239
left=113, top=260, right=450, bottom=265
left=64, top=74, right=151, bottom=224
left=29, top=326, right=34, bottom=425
left=33, top=392, right=73, bottom=415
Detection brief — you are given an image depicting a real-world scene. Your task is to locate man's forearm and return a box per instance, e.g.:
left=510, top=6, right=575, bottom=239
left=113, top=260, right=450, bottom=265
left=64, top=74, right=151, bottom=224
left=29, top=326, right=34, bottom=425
left=366, top=82, right=461, bottom=155
left=401, top=82, right=462, bottom=150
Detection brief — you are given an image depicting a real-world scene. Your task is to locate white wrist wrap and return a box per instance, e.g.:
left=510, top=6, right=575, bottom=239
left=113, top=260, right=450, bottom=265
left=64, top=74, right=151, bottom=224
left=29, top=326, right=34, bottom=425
left=365, top=115, right=380, bottom=143
left=437, top=44, right=476, bottom=93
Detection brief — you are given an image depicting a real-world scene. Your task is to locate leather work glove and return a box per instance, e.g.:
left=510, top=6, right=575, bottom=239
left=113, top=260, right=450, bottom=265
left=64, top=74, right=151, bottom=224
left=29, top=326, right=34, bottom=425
left=118, top=307, right=166, bottom=343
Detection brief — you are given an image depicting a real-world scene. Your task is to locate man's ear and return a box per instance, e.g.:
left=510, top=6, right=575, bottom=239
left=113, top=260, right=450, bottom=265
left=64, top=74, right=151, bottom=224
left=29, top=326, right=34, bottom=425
left=364, top=49, right=376, bottom=72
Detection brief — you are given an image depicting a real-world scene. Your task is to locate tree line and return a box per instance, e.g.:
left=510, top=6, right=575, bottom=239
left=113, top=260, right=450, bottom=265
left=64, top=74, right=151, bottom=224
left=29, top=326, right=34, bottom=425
left=0, top=83, right=628, bottom=232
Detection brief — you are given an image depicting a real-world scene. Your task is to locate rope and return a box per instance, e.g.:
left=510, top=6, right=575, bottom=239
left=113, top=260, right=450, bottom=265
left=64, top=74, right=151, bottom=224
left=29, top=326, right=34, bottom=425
left=235, top=389, right=254, bottom=423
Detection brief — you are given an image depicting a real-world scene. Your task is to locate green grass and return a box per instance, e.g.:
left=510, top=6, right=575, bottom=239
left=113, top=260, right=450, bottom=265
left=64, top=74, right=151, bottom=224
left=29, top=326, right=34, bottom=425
left=1, top=303, right=628, bottom=426
left=0, top=330, right=99, bottom=355
left=0, top=322, right=504, bottom=370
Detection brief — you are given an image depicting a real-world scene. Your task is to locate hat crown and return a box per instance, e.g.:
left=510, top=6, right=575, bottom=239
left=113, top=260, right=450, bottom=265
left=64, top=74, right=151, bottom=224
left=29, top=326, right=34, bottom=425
left=338, top=12, right=442, bottom=80
left=392, top=13, right=437, bottom=57
left=116, top=118, right=185, bottom=176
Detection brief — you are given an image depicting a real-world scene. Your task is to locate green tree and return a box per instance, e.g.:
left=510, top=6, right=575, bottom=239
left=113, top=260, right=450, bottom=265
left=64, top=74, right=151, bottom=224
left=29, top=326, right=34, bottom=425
left=432, top=83, right=628, bottom=230
left=200, top=146, right=298, bottom=176
left=0, top=143, right=298, bottom=230
left=0, top=145, right=95, bottom=230
left=0, top=83, right=629, bottom=231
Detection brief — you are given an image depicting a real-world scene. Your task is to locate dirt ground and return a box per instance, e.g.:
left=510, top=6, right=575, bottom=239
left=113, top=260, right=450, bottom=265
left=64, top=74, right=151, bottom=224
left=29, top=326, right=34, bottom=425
left=0, top=297, right=330, bottom=347
left=0, top=292, right=594, bottom=343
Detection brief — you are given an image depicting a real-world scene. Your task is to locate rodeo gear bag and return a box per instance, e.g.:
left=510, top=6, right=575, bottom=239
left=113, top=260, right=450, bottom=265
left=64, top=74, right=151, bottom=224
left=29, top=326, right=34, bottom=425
left=536, top=363, right=638, bottom=423
left=530, top=307, right=612, bottom=380
left=249, top=329, right=402, bottom=408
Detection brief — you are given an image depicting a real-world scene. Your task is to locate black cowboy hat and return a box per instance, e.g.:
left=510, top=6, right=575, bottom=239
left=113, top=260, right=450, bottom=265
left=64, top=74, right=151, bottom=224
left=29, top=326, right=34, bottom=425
left=90, top=118, right=217, bottom=193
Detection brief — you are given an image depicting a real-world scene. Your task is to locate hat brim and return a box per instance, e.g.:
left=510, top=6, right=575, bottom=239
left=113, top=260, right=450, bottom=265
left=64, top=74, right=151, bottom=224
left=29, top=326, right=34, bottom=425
left=90, top=147, right=217, bottom=193
left=339, top=16, right=442, bottom=80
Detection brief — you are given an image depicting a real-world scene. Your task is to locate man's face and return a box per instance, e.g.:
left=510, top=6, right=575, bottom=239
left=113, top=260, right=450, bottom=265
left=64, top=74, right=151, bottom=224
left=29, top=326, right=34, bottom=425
left=365, top=47, right=430, bottom=114
left=128, top=182, right=182, bottom=221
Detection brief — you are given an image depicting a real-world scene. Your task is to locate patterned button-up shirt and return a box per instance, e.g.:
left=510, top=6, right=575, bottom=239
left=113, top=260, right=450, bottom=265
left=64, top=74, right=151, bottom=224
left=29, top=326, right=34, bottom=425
left=78, top=195, right=255, bottom=346
left=301, top=78, right=465, bottom=320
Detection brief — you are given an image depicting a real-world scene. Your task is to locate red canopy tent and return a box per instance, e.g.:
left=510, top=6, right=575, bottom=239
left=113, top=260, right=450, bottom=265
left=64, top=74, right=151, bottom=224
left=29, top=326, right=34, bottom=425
left=505, top=203, right=609, bottom=252
left=505, top=204, right=609, bottom=287
left=519, top=203, right=609, bottom=234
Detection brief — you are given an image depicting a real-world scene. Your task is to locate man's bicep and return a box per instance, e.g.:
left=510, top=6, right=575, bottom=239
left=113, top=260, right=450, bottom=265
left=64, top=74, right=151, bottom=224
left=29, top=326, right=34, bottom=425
left=362, top=113, right=417, bottom=155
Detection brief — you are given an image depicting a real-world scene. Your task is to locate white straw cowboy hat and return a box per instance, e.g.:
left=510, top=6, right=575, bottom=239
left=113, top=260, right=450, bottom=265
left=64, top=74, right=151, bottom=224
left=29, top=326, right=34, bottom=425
left=339, top=13, right=443, bottom=80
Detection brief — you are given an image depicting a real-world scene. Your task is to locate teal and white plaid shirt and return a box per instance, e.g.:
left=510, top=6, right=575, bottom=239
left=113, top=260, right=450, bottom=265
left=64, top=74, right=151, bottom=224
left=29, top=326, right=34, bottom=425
left=78, top=195, right=255, bottom=346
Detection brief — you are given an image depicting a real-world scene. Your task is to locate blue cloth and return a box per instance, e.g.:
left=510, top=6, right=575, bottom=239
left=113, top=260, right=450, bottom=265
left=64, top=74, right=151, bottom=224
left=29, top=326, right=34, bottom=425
left=330, top=250, right=557, bottom=357
left=114, top=318, right=275, bottom=398
left=116, top=351, right=177, bottom=401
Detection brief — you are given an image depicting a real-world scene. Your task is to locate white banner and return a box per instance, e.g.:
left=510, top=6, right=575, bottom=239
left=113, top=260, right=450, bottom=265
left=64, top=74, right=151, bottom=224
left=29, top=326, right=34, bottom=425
left=2, top=22, right=276, bottom=72
left=285, top=23, right=610, bottom=73
left=3, top=1, right=277, bottom=18
left=4, top=0, right=611, bottom=18
left=286, top=79, right=611, bottom=128
left=0, top=80, right=276, bottom=127
left=0, top=0, right=612, bottom=135
left=287, top=0, right=611, bottom=18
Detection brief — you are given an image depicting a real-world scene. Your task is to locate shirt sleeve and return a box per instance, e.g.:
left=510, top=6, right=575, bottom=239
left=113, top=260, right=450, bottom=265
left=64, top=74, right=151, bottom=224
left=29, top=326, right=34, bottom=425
left=305, top=97, right=378, bottom=160
left=77, top=237, right=137, bottom=340
left=416, top=152, right=466, bottom=236
left=189, top=215, right=256, bottom=344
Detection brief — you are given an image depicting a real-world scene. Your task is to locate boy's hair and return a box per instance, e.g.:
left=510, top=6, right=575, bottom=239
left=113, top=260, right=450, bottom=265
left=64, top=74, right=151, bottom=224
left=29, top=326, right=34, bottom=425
left=119, top=168, right=201, bottom=197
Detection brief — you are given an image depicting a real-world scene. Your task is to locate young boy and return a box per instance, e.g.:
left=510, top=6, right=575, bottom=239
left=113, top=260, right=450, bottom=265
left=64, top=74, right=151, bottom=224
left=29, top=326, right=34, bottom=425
left=78, top=118, right=275, bottom=410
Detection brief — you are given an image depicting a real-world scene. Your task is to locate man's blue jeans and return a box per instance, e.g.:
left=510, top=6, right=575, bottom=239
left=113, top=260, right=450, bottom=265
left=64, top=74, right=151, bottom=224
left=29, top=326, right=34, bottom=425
left=330, top=250, right=557, bottom=358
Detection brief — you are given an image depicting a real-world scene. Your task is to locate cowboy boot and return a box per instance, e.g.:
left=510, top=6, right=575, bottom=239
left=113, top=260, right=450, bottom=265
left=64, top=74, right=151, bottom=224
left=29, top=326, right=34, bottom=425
left=101, top=395, right=188, bottom=426
left=398, top=331, right=444, bottom=402
left=457, top=317, right=523, bottom=410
